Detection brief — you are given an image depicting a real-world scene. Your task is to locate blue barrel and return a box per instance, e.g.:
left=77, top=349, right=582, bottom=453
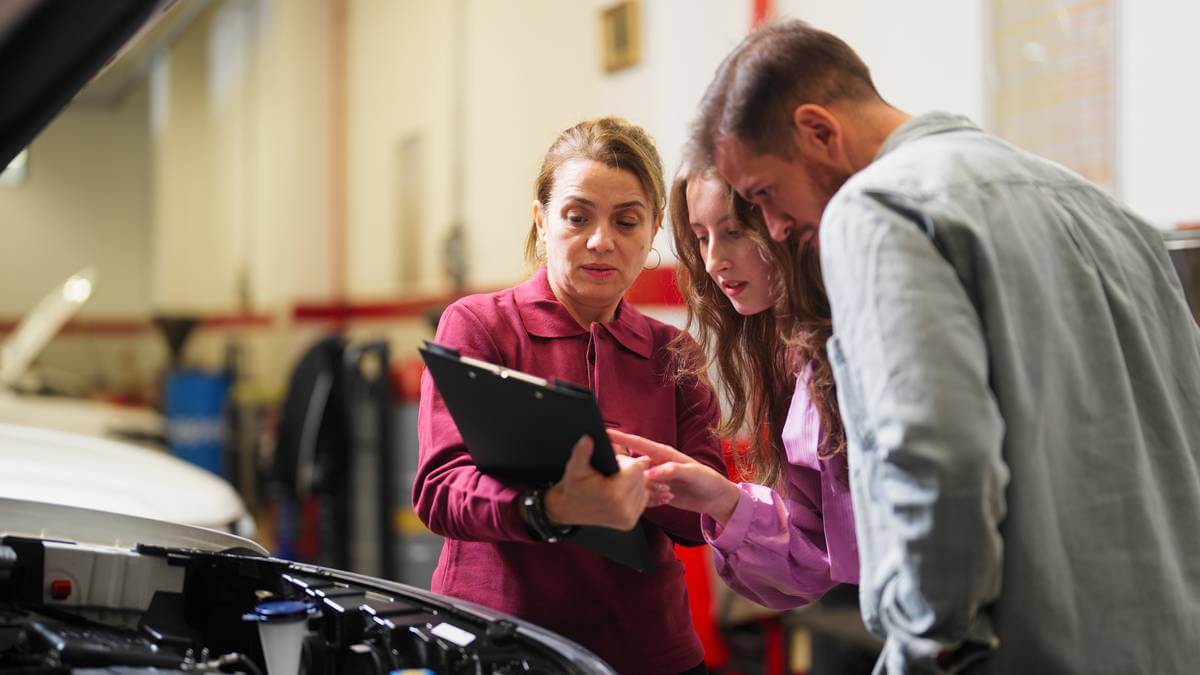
left=164, top=369, right=232, bottom=477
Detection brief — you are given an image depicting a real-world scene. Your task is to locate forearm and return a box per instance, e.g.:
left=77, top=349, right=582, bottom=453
left=414, top=357, right=535, bottom=543
left=412, top=461, right=534, bottom=543
left=703, top=482, right=836, bottom=609
left=851, top=409, right=1007, bottom=642
left=644, top=472, right=740, bottom=545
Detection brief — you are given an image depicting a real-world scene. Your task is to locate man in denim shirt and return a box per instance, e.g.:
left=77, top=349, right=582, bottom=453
left=693, top=20, right=1200, bottom=674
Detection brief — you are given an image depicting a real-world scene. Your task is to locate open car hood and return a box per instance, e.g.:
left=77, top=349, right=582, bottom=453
left=0, top=0, right=170, bottom=169
left=0, top=267, right=95, bottom=388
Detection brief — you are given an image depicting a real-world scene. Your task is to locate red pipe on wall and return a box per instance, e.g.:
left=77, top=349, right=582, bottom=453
left=752, top=0, right=774, bottom=28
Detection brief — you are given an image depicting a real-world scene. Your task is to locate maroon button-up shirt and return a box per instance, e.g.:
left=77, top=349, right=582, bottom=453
left=415, top=268, right=724, bottom=674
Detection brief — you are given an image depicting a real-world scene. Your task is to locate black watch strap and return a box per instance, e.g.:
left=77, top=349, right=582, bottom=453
left=522, top=485, right=576, bottom=543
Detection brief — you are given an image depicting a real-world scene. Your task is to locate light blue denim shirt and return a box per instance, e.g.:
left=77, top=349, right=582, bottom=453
left=821, top=112, right=1200, bottom=674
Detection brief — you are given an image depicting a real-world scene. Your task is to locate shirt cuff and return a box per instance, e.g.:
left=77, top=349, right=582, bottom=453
left=701, top=483, right=756, bottom=550
left=505, top=486, right=541, bottom=543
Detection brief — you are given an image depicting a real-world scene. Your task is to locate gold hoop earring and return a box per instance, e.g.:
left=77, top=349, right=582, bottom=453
left=644, top=248, right=662, bottom=270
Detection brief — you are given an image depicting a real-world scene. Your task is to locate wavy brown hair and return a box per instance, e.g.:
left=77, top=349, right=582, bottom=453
left=668, top=162, right=844, bottom=490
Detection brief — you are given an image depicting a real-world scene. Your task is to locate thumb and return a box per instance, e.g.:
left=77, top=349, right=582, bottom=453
left=627, top=455, right=651, bottom=474
left=561, top=435, right=594, bottom=481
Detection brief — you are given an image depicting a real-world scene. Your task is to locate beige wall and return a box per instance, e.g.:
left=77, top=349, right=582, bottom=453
left=0, top=84, right=152, bottom=317
left=778, top=0, right=986, bottom=123
left=0, top=79, right=158, bottom=397
left=247, top=0, right=334, bottom=305
left=344, top=0, right=989, bottom=299
left=0, top=0, right=1044, bottom=333
left=152, top=0, right=335, bottom=314
left=459, top=0, right=750, bottom=277
left=151, top=5, right=240, bottom=313
left=345, top=0, right=455, bottom=297
left=343, top=0, right=751, bottom=297
left=1119, top=0, right=1200, bottom=227
left=457, top=0, right=597, bottom=290
left=148, top=0, right=338, bottom=384
left=7, top=0, right=1198, bottom=394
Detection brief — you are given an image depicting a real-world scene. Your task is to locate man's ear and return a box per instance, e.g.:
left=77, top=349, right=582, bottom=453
left=791, top=104, right=843, bottom=164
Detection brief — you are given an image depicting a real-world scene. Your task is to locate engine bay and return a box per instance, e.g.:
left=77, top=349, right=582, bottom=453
left=0, top=535, right=593, bottom=674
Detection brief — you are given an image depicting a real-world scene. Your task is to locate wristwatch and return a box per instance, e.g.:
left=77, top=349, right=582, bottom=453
left=521, top=485, right=577, bottom=543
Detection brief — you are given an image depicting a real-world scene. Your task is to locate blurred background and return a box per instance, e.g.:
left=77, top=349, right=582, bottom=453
left=2, top=0, right=1198, bottom=673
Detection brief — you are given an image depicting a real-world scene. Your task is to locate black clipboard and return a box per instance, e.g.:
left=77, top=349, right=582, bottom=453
left=419, top=340, right=653, bottom=574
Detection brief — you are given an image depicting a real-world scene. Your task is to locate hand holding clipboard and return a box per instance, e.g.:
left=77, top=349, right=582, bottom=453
left=541, top=434, right=657, bottom=532
left=419, top=341, right=655, bottom=573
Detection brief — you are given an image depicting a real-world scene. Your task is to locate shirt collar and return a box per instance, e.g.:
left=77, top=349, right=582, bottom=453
left=876, top=111, right=981, bottom=161
left=514, top=267, right=654, bottom=359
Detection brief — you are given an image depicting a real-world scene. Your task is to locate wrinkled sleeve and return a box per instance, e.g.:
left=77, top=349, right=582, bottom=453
left=821, top=190, right=1008, bottom=670
left=699, top=425, right=837, bottom=610
left=642, top=334, right=727, bottom=546
left=413, top=302, right=536, bottom=543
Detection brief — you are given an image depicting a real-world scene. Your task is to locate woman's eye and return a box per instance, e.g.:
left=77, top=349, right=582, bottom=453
left=726, top=228, right=743, bottom=239
left=567, top=213, right=587, bottom=224
left=618, top=220, right=638, bottom=229
left=695, top=235, right=708, bottom=245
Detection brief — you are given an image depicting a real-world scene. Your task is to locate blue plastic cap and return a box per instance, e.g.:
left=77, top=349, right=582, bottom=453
left=246, top=599, right=310, bottom=623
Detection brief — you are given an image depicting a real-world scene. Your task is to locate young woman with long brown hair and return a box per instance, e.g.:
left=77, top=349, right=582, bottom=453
left=610, top=156, right=857, bottom=609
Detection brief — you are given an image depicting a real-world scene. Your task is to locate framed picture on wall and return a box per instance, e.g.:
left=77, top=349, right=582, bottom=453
left=600, top=0, right=641, bottom=74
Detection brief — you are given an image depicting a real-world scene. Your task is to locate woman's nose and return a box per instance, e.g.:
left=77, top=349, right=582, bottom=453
left=705, top=243, right=729, bottom=276
left=588, top=223, right=616, bottom=251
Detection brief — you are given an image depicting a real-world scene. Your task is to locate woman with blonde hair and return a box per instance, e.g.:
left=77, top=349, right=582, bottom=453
left=611, top=153, right=857, bottom=609
left=415, top=117, right=726, bottom=675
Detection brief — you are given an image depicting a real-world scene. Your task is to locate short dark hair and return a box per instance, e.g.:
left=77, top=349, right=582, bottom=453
left=692, top=20, right=881, bottom=162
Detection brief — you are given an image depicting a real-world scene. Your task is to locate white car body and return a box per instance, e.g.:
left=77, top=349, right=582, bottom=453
left=0, top=423, right=251, bottom=535
left=0, top=267, right=249, bottom=535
